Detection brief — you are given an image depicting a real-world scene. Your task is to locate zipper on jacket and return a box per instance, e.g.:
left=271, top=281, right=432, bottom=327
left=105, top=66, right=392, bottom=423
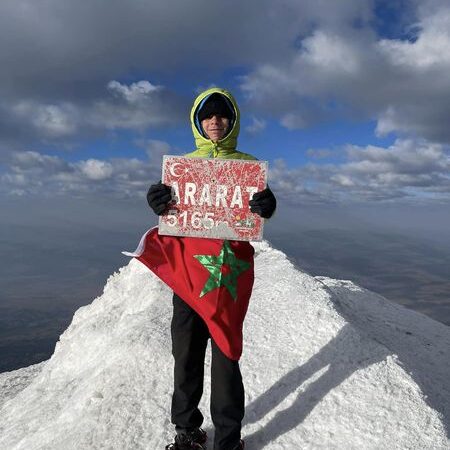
left=209, top=141, right=219, bottom=158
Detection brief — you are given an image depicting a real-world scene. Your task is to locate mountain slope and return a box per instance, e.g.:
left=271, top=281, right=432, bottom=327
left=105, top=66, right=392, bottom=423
left=0, top=241, right=448, bottom=449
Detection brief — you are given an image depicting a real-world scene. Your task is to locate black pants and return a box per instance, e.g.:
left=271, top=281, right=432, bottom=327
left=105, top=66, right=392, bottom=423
left=171, top=293, right=245, bottom=450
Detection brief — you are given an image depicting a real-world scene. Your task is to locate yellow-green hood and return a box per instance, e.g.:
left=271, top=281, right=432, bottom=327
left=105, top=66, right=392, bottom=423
left=185, top=87, right=256, bottom=160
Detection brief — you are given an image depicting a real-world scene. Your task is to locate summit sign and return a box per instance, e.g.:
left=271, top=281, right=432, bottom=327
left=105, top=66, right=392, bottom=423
left=159, top=156, right=268, bottom=241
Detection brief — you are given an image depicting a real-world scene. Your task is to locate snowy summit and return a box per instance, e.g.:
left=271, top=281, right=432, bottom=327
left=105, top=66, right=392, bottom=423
left=0, top=240, right=449, bottom=449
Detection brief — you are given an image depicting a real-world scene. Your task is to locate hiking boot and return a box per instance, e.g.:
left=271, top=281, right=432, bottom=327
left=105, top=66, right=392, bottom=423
left=165, top=428, right=207, bottom=450
left=188, top=428, right=207, bottom=445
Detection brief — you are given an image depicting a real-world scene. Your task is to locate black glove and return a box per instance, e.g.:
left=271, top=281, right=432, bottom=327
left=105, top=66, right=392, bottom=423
left=249, top=186, right=277, bottom=219
left=146, top=181, right=172, bottom=216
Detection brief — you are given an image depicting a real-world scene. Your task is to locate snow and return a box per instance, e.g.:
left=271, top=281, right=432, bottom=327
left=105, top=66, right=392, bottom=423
left=0, top=240, right=449, bottom=449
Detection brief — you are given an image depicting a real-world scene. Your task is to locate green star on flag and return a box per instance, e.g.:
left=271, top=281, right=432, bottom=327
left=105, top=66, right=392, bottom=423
left=194, top=240, right=251, bottom=301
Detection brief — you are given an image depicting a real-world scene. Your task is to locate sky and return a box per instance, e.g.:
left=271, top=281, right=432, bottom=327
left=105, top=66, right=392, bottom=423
left=0, top=0, right=449, bottom=204
left=1, top=0, right=450, bottom=370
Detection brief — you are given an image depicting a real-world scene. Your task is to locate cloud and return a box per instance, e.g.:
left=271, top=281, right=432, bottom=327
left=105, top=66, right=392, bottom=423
left=245, top=117, right=267, bottom=134
left=79, top=160, right=114, bottom=181
left=10, top=151, right=71, bottom=173
left=144, top=139, right=172, bottom=157
left=107, top=81, right=162, bottom=103
left=241, top=1, right=450, bottom=144
left=377, top=6, right=450, bottom=69
left=345, top=140, right=447, bottom=177
left=91, top=81, right=184, bottom=131
left=267, top=139, right=450, bottom=203
left=1, top=138, right=448, bottom=204
left=1, top=80, right=186, bottom=146
left=0, top=0, right=311, bottom=97
left=12, top=102, right=78, bottom=138
left=0, top=0, right=375, bottom=149
left=1, top=0, right=449, bottom=193
left=306, top=148, right=334, bottom=159
left=280, top=113, right=308, bottom=130
left=0, top=144, right=178, bottom=198
left=2, top=0, right=445, bottom=152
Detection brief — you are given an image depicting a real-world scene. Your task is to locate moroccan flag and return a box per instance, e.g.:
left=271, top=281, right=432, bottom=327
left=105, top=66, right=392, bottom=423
left=123, top=227, right=255, bottom=360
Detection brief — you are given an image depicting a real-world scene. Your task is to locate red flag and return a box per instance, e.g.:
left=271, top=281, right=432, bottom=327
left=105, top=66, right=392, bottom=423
left=124, top=227, right=255, bottom=360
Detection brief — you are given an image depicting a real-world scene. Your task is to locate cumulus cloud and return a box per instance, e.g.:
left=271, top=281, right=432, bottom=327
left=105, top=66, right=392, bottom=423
left=12, top=102, right=78, bottom=138
left=241, top=1, right=450, bottom=143
left=2, top=80, right=186, bottom=144
left=0, top=0, right=375, bottom=149
left=78, top=159, right=114, bottom=181
left=1, top=0, right=449, bottom=206
left=91, top=80, right=185, bottom=131
left=345, top=140, right=447, bottom=176
left=1, top=138, right=448, bottom=203
left=0, top=144, right=177, bottom=198
left=107, top=81, right=162, bottom=103
left=10, top=151, right=71, bottom=173
left=1, top=0, right=447, bottom=149
left=378, top=7, right=450, bottom=69
left=268, top=139, right=450, bottom=203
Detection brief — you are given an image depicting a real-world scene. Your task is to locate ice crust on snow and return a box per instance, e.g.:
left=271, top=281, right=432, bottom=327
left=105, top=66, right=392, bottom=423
left=0, top=240, right=449, bottom=449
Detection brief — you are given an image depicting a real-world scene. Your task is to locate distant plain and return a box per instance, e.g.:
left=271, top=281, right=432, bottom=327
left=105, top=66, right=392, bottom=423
left=1, top=218, right=449, bottom=373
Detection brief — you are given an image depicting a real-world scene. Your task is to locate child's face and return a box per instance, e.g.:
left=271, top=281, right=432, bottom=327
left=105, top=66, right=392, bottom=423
left=201, top=115, right=230, bottom=142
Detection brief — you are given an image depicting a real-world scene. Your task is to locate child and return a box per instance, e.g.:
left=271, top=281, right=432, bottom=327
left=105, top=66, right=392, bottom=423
left=146, top=88, right=276, bottom=450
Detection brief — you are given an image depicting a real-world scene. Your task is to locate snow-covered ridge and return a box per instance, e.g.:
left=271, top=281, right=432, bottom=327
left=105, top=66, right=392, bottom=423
left=0, top=241, right=449, bottom=449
